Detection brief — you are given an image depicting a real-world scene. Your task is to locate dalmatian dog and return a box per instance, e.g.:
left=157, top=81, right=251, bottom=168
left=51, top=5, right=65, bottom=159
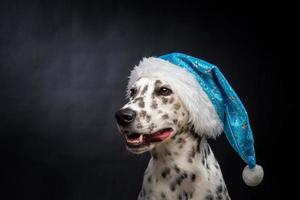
left=115, top=75, right=231, bottom=200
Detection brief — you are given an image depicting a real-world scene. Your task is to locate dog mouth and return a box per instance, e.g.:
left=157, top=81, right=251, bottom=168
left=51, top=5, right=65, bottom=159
left=124, top=128, right=174, bottom=150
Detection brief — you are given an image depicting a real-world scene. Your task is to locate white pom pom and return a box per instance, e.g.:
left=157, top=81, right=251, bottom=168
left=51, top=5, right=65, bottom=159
left=242, top=165, right=264, bottom=186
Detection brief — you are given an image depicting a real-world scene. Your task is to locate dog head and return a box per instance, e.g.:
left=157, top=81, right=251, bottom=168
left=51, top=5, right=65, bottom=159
left=115, top=57, right=223, bottom=154
left=115, top=77, right=189, bottom=154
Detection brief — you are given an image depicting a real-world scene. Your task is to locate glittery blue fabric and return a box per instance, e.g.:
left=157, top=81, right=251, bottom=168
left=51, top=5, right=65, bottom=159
left=160, top=53, right=256, bottom=168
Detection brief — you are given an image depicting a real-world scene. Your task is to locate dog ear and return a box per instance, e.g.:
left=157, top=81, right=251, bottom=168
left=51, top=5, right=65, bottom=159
left=179, top=82, right=223, bottom=138
left=127, top=57, right=223, bottom=138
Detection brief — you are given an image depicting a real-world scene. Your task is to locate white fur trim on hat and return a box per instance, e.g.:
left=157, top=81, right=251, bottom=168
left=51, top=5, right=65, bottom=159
left=127, top=57, right=223, bottom=138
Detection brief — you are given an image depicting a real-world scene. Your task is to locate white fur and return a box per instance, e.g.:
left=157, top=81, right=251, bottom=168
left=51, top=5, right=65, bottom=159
left=127, top=57, right=223, bottom=138
left=140, top=138, right=228, bottom=200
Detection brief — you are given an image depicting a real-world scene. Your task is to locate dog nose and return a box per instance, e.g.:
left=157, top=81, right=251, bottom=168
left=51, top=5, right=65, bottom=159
left=115, top=108, right=137, bottom=127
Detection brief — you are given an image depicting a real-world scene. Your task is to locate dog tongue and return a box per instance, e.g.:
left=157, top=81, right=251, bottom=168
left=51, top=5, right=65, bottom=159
left=146, top=129, right=172, bottom=142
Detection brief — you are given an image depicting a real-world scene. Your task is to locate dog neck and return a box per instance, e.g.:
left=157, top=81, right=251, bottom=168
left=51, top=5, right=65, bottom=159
left=139, top=128, right=228, bottom=199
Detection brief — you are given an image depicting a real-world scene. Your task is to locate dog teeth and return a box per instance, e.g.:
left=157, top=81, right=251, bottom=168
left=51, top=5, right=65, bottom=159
left=126, top=134, right=144, bottom=145
left=139, top=134, right=143, bottom=143
left=132, top=135, right=143, bottom=144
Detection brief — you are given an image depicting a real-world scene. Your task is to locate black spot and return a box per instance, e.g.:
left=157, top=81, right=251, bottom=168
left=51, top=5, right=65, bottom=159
left=161, top=167, right=171, bottom=178
left=177, top=173, right=187, bottom=185
left=206, top=163, right=210, bottom=170
left=146, top=115, right=151, bottom=123
left=215, top=164, right=219, bottom=169
left=217, top=185, right=223, bottom=194
left=169, top=97, right=175, bottom=104
left=176, top=176, right=183, bottom=185
left=207, top=146, right=211, bottom=155
left=204, top=148, right=207, bottom=159
left=153, top=80, right=162, bottom=98
left=138, top=100, right=145, bottom=108
left=176, top=179, right=182, bottom=186
left=141, top=85, right=148, bottom=95
left=162, top=114, right=169, bottom=119
left=151, top=100, right=158, bottom=109
left=155, top=80, right=162, bottom=86
left=147, top=176, right=151, bottom=183
left=190, top=128, right=199, bottom=139
left=202, top=156, right=205, bottom=165
left=148, top=123, right=156, bottom=132
left=136, top=123, right=143, bottom=129
left=176, top=138, right=185, bottom=144
left=206, top=194, right=214, bottom=200
left=173, top=102, right=181, bottom=110
left=161, top=192, right=166, bottom=199
left=162, top=97, right=168, bottom=104
left=170, top=183, right=176, bottom=191
left=196, top=137, right=201, bottom=153
left=133, top=97, right=143, bottom=103
left=188, top=146, right=196, bottom=163
left=130, top=87, right=138, bottom=99
left=165, top=149, right=172, bottom=156
left=174, top=165, right=181, bottom=173
left=140, top=110, right=147, bottom=118
left=173, top=119, right=178, bottom=124
left=191, top=146, right=196, bottom=158
left=190, top=173, right=196, bottom=181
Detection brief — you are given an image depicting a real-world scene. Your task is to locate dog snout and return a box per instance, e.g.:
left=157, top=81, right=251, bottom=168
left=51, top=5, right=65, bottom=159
left=115, top=108, right=137, bottom=127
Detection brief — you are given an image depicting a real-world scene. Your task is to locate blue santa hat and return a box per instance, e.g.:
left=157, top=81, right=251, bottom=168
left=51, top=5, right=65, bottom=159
left=127, top=52, right=264, bottom=186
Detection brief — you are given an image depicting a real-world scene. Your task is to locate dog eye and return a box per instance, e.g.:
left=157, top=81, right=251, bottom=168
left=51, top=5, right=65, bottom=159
left=130, top=88, right=137, bottom=98
left=158, top=87, right=172, bottom=96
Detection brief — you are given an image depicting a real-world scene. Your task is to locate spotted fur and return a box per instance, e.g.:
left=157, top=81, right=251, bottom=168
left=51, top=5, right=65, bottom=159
left=118, top=77, right=230, bottom=200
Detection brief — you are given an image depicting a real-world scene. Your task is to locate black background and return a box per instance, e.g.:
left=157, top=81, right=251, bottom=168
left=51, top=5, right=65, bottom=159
left=0, top=0, right=296, bottom=199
